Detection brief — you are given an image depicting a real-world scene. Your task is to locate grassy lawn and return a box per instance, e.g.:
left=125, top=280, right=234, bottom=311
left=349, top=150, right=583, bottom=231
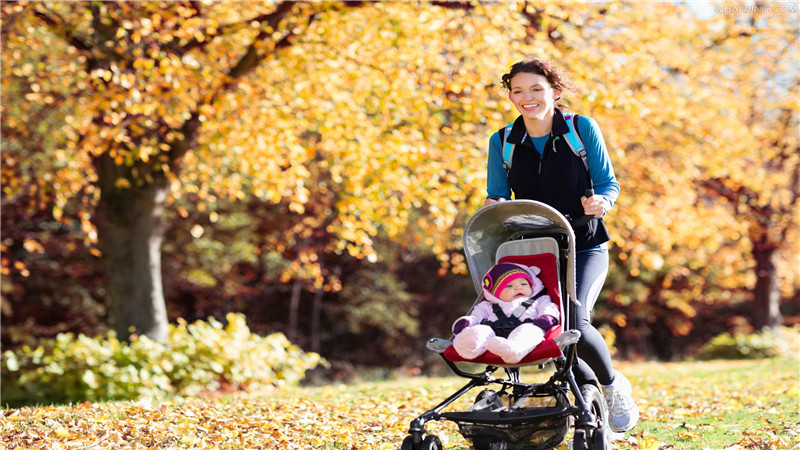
left=2, top=356, right=798, bottom=449
left=608, top=357, right=799, bottom=449
left=281, top=356, right=800, bottom=449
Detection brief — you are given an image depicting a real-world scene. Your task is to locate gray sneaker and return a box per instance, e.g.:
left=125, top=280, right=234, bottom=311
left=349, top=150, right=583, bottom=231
left=602, top=371, right=639, bottom=432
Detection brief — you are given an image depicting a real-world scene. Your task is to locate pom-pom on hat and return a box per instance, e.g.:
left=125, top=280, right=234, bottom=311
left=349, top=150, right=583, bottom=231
left=483, top=262, right=533, bottom=298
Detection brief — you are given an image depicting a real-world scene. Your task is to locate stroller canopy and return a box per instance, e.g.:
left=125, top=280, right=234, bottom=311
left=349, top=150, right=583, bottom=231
left=462, top=200, right=578, bottom=304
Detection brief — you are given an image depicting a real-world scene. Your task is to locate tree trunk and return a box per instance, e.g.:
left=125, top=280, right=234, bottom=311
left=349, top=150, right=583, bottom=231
left=751, top=242, right=783, bottom=330
left=288, top=280, right=302, bottom=342
left=94, top=153, right=169, bottom=341
left=311, top=288, right=324, bottom=352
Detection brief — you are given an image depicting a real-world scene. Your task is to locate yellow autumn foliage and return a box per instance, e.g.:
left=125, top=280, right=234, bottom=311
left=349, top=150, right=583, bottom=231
left=1, top=2, right=797, bottom=333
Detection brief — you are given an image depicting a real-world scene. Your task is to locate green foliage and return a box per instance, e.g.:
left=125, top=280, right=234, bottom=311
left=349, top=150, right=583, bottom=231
left=1, top=313, right=324, bottom=408
left=697, top=326, right=799, bottom=360
left=337, top=270, right=419, bottom=337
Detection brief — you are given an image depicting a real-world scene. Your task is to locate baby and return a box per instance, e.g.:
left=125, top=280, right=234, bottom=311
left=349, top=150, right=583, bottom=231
left=452, top=262, right=559, bottom=364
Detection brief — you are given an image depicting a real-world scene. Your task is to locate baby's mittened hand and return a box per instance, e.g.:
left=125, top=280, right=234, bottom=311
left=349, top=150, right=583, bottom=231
left=531, top=315, right=558, bottom=331
left=452, top=318, right=471, bottom=335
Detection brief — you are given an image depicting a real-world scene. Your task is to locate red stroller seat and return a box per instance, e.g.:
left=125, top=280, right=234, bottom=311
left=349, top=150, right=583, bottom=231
left=444, top=251, right=564, bottom=366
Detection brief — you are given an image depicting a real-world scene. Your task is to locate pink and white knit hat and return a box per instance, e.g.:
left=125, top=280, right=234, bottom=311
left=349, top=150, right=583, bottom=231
left=482, top=262, right=532, bottom=297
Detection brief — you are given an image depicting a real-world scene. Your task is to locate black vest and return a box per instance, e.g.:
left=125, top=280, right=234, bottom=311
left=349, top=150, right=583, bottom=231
left=503, top=109, right=610, bottom=250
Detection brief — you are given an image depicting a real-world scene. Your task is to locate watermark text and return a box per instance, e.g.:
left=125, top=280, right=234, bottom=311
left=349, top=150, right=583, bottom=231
left=714, top=3, right=798, bottom=14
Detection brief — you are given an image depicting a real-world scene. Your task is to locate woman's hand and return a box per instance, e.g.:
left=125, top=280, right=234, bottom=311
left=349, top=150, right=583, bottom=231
left=483, top=197, right=506, bottom=206
left=581, top=195, right=606, bottom=218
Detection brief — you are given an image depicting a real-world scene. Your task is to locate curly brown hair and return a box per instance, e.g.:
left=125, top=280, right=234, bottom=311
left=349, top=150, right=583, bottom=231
left=501, top=58, right=578, bottom=109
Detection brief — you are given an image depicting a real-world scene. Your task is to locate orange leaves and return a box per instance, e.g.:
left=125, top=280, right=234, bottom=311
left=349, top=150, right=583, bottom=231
left=114, top=178, right=131, bottom=189
left=220, top=2, right=538, bottom=263
left=626, top=435, right=664, bottom=450
left=731, top=422, right=800, bottom=448
left=21, top=238, right=45, bottom=254
left=2, top=358, right=798, bottom=449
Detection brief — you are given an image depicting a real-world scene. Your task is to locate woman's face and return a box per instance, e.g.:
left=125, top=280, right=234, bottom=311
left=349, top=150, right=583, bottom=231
left=508, top=72, right=560, bottom=122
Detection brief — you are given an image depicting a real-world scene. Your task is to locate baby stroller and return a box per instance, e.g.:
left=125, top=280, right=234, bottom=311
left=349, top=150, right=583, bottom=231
left=401, top=200, right=611, bottom=450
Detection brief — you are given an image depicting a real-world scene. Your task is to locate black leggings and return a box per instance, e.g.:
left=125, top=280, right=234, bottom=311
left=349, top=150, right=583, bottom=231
left=572, top=247, right=615, bottom=386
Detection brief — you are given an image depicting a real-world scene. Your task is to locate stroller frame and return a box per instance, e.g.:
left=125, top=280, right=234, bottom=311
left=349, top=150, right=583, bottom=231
left=401, top=200, right=611, bottom=450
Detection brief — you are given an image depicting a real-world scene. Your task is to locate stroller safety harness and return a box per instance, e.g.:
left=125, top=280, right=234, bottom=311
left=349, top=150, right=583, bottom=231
left=482, top=287, right=549, bottom=338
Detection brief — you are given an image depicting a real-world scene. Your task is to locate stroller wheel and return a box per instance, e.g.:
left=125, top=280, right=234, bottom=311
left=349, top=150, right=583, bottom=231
left=592, top=428, right=610, bottom=450
left=421, top=434, right=442, bottom=450
left=573, top=428, right=610, bottom=450
left=575, top=384, right=611, bottom=450
left=401, top=435, right=417, bottom=450
left=573, top=429, right=588, bottom=450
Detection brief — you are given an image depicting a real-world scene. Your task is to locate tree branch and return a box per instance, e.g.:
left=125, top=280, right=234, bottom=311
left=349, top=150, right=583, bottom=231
left=226, top=1, right=297, bottom=80
left=697, top=177, right=770, bottom=220
left=163, top=112, right=202, bottom=174
left=31, top=4, right=93, bottom=54
left=430, top=1, right=475, bottom=10
left=178, top=1, right=296, bottom=56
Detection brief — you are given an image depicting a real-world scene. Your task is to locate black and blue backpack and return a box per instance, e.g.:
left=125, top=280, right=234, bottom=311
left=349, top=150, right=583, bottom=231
left=500, top=113, right=589, bottom=174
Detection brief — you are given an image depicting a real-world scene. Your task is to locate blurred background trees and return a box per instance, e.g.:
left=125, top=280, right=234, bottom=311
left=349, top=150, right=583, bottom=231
left=2, top=1, right=798, bottom=372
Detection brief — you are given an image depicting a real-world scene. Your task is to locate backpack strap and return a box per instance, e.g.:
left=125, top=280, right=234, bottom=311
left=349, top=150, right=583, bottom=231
left=510, top=286, right=548, bottom=319
left=501, top=123, right=515, bottom=173
left=561, top=113, right=589, bottom=173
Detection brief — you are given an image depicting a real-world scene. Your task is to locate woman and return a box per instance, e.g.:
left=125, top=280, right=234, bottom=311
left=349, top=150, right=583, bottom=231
left=484, top=57, right=638, bottom=433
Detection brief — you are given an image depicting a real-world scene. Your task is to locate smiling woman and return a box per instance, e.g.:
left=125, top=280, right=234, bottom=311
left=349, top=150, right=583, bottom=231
left=502, top=58, right=578, bottom=136
left=507, top=72, right=558, bottom=133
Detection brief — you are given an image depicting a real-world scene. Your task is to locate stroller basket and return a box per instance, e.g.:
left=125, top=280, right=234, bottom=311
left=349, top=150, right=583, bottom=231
left=444, top=382, right=571, bottom=450
left=458, top=418, right=568, bottom=450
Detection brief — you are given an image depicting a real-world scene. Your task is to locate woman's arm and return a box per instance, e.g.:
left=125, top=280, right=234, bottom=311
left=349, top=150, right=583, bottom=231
left=577, top=116, right=620, bottom=215
left=486, top=131, right=511, bottom=203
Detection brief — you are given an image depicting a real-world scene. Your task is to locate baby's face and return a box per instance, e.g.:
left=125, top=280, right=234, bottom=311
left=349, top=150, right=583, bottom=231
left=498, top=278, right=533, bottom=302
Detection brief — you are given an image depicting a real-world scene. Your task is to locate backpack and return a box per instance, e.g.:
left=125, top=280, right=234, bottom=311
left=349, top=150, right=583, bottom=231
left=501, top=113, right=589, bottom=174
left=500, top=113, right=596, bottom=226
